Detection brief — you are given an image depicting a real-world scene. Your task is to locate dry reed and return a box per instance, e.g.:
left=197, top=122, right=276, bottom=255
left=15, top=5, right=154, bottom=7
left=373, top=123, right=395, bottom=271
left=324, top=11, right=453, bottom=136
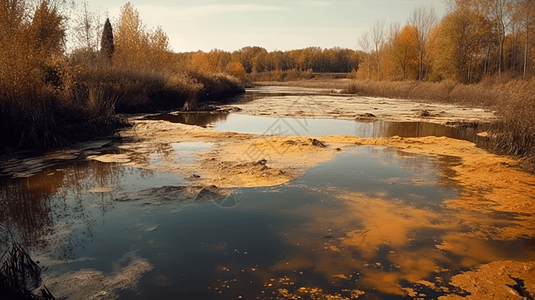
left=344, top=78, right=535, bottom=170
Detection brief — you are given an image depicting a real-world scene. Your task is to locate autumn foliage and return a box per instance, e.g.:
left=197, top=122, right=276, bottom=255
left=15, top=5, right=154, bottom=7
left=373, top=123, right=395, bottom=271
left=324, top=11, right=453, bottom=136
left=357, top=1, right=535, bottom=83
left=180, top=46, right=360, bottom=79
left=0, top=1, right=243, bottom=150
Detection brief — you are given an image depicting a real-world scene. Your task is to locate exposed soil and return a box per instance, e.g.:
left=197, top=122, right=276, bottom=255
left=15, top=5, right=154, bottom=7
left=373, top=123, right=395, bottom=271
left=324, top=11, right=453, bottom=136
left=225, top=86, right=498, bottom=125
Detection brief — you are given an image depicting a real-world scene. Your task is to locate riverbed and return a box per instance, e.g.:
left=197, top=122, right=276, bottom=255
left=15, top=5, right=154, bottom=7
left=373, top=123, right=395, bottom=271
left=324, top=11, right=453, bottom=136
left=1, top=86, right=534, bottom=299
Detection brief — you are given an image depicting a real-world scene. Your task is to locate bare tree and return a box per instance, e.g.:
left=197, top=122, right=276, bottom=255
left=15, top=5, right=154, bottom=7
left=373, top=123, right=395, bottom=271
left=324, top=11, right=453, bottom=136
left=516, top=0, right=535, bottom=77
left=72, top=1, right=102, bottom=58
left=489, top=0, right=514, bottom=75
left=371, top=20, right=385, bottom=80
left=358, top=31, right=372, bottom=79
left=409, top=6, right=437, bottom=81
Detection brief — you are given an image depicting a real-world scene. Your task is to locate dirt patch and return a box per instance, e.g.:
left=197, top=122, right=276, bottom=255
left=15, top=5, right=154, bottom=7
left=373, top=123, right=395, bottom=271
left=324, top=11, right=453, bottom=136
left=222, top=86, right=497, bottom=125
left=84, top=119, right=340, bottom=188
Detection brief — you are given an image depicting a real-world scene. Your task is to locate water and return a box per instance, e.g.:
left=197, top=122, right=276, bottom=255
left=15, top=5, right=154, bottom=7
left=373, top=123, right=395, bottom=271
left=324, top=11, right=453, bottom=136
left=1, top=146, right=532, bottom=299
left=147, top=113, right=488, bottom=144
left=0, top=87, right=531, bottom=299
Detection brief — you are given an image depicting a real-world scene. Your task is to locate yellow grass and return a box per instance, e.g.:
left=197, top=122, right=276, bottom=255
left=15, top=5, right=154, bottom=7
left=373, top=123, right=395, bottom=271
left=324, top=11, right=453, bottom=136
left=344, top=78, right=535, bottom=170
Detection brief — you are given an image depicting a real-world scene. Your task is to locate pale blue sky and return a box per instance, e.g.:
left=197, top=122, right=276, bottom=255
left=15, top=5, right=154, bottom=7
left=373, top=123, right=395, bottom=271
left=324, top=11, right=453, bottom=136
left=84, top=0, right=447, bottom=52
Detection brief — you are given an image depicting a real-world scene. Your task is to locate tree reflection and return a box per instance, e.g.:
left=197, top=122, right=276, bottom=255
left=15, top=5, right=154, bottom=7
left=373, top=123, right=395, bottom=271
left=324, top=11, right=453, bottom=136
left=144, top=112, right=229, bottom=127
left=0, top=160, right=125, bottom=261
left=355, top=120, right=486, bottom=144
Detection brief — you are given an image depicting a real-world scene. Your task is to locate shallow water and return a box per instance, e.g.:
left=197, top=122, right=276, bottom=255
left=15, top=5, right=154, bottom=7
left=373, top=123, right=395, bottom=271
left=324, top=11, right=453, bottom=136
left=0, top=87, right=531, bottom=299
left=1, top=146, right=533, bottom=299
left=148, top=112, right=488, bottom=144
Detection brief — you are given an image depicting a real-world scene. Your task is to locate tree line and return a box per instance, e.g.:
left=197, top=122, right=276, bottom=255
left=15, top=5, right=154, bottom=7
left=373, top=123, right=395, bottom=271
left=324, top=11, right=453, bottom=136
left=177, top=46, right=361, bottom=79
left=357, top=0, right=535, bottom=84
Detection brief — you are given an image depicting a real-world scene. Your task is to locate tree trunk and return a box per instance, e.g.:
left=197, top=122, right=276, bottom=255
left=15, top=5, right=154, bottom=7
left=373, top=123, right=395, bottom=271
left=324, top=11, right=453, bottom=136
left=525, top=29, right=529, bottom=77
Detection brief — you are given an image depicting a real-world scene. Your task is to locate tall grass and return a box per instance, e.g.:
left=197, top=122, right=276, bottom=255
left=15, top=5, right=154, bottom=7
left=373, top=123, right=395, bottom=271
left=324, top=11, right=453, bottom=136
left=343, top=78, right=535, bottom=170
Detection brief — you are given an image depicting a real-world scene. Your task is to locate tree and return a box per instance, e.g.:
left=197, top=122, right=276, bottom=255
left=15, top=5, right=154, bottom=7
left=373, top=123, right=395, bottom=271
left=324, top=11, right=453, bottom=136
left=490, top=0, right=514, bottom=75
left=409, top=6, right=437, bottom=81
left=391, top=25, right=419, bottom=80
left=225, top=61, right=246, bottom=80
left=232, top=46, right=267, bottom=73
left=72, top=1, right=101, bottom=53
left=358, top=31, right=372, bottom=79
left=28, top=0, right=66, bottom=57
left=371, top=20, right=385, bottom=80
left=100, top=18, right=114, bottom=63
left=114, top=2, right=149, bottom=68
left=517, top=0, right=535, bottom=76
left=427, top=10, right=490, bottom=83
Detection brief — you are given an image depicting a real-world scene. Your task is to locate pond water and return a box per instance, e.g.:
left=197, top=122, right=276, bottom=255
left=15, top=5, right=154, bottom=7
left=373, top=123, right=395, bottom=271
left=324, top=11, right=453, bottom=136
left=2, top=147, right=533, bottom=299
left=0, top=88, right=532, bottom=299
left=147, top=112, right=488, bottom=144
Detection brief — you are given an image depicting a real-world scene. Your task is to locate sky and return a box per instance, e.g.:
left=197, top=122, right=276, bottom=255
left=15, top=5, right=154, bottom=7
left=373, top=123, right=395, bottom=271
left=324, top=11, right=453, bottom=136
left=83, top=0, right=448, bottom=53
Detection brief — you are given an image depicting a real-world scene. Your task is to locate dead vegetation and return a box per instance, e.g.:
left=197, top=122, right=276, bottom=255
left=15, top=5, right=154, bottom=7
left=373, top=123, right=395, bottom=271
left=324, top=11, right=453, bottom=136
left=343, top=78, right=535, bottom=170
left=1, top=243, right=55, bottom=300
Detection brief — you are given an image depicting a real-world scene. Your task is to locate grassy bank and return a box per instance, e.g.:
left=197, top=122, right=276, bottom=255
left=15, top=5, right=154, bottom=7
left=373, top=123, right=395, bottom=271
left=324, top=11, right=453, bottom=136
left=0, top=66, right=243, bottom=152
left=343, top=79, right=535, bottom=170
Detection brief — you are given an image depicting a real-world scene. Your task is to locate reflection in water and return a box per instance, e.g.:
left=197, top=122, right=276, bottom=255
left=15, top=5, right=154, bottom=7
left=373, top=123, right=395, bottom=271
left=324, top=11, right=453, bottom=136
left=0, top=161, right=125, bottom=260
left=144, top=112, right=229, bottom=128
left=150, top=112, right=488, bottom=145
left=0, top=159, right=184, bottom=264
left=1, top=146, right=534, bottom=298
left=246, top=148, right=535, bottom=299
left=361, top=120, right=489, bottom=144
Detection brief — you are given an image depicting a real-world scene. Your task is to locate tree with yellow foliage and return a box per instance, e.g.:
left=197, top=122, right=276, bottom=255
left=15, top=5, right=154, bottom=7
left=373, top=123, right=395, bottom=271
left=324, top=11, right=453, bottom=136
left=113, top=2, right=172, bottom=71
left=225, top=61, right=246, bottom=80
left=391, top=25, right=419, bottom=80
left=427, top=9, right=491, bottom=83
left=190, top=51, right=223, bottom=72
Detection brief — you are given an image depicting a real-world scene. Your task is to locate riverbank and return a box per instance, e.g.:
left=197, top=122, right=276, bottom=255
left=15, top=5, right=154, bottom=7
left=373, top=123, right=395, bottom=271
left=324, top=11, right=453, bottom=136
left=0, top=70, right=244, bottom=153
left=341, top=79, right=535, bottom=171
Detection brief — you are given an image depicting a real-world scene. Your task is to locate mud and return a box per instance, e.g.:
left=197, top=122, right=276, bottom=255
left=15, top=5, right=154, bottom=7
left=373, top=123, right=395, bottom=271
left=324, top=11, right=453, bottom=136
left=115, top=185, right=236, bottom=205
left=222, top=88, right=497, bottom=125
left=439, top=261, right=535, bottom=300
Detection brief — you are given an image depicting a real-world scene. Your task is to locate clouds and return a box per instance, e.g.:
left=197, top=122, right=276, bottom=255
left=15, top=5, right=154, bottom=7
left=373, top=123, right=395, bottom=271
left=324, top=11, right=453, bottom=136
left=298, top=1, right=331, bottom=7
left=98, top=0, right=446, bottom=52
left=132, top=4, right=288, bottom=20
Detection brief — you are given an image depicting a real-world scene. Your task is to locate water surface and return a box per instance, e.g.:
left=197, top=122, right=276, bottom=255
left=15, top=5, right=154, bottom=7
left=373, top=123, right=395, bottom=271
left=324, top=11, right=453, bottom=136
left=0, top=87, right=527, bottom=300
left=1, top=146, right=531, bottom=299
left=148, top=112, right=488, bottom=144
